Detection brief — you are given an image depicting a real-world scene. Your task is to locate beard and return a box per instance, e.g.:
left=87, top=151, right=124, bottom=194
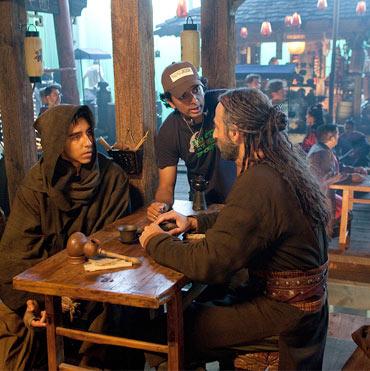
left=216, top=138, right=239, bottom=161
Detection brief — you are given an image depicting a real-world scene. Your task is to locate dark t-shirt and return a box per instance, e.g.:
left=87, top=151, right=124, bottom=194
left=155, top=90, right=236, bottom=203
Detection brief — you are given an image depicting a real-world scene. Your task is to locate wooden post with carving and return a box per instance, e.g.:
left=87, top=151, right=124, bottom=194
left=0, top=1, right=37, bottom=203
left=54, top=0, right=79, bottom=104
left=111, top=0, right=157, bottom=208
left=201, top=0, right=245, bottom=89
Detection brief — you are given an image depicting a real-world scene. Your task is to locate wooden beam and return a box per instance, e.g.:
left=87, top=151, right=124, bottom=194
left=111, top=0, right=157, bottom=208
left=53, top=0, right=79, bottom=104
left=201, top=0, right=245, bottom=89
left=0, top=0, right=37, bottom=203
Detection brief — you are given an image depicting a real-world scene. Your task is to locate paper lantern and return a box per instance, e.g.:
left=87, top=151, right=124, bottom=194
left=356, top=1, right=366, bottom=14
left=286, top=34, right=306, bottom=55
left=24, top=26, right=43, bottom=83
left=240, top=26, right=248, bottom=39
left=176, top=0, right=188, bottom=18
left=284, top=15, right=293, bottom=27
left=181, top=16, right=200, bottom=69
left=287, top=41, right=306, bottom=55
left=317, top=0, right=328, bottom=10
left=260, top=21, right=272, bottom=37
left=291, top=12, right=302, bottom=27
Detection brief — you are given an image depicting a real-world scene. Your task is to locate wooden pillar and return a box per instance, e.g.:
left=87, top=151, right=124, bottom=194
left=54, top=0, right=79, bottom=104
left=0, top=0, right=37, bottom=203
left=111, top=0, right=157, bottom=208
left=201, top=0, right=245, bottom=89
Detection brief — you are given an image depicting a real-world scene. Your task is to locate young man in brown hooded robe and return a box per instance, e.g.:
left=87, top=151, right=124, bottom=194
left=0, top=105, right=131, bottom=370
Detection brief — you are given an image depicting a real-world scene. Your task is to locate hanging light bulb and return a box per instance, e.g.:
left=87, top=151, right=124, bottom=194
left=176, top=0, right=188, bottom=18
left=284, top=15, right=293, bottom=27
left=291, top=12, right=302, bottom=27
left=317, top=0, right=328, bottom=10
left=240, top=26, right=248, bottom=39
left=24, top=25, right=43, bottom=83
left=260, top=21, right=272, bottom=37
left=356, top=1, right=366, bottom=15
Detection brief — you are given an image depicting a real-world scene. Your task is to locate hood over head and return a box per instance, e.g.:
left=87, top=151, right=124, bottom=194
left=34, top=104, right=95, bottom=185
left=30, top=105, right=100, bottom=211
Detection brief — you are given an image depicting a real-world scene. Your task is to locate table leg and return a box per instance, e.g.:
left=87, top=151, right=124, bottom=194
left=45, top=295, right=64, bottom=371
left=339, top=189, right=350, bottom=245
left=167, top=290, right=184, bottom=371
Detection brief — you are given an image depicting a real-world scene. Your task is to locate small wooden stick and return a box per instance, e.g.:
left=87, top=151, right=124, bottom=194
left=84, top=240, right=141, bottom=265
left=98, top=247, right=141, bottom=265
left=133, top=131, right=149, bottom=151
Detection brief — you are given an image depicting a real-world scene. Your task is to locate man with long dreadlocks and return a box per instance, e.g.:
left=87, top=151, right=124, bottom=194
left=140, top=88, right=330, bottom=370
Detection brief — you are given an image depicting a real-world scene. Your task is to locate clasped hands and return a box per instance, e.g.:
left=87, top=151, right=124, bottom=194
left=140, top=210, right=197, bottom=249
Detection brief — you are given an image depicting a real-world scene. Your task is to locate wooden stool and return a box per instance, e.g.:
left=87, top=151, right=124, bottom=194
left=231, top=336, right=279, bottom=371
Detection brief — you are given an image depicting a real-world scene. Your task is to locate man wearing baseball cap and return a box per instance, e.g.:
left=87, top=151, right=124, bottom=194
left=147, top=61, right=236, bottom=221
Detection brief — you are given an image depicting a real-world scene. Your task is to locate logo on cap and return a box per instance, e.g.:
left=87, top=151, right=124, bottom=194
left=170, top=67, right=195, bottom=82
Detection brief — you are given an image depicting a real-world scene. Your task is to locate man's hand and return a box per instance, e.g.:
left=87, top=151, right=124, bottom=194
left=31, top=310, right=47, bottom=328
left=146, top=202, right=169, bottom=222
left=139, top=223, right=167, bottom=249
left=155, top=210, right=196, bottom=236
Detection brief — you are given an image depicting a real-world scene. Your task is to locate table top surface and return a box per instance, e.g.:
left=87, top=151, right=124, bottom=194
left=13, top=200, right=211, bottom=309
left=329, top=175, right=370, bottom=191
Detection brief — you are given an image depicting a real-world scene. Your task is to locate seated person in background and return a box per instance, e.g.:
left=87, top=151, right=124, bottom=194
left=141, top=88, right=330, bottom=370
left=38, top=83, right=62, bottom=116
left=301, top=104, right=325, bottom=153
left=245, top=74, right=261, bottom=89
left=266, top=79, right=286, bottom=107
left=268, top=56, right=279, bottom=65
left=337, top=119, right=370, bottom=167
left=0, top=105, right=131, bottom=370
left=308, top=124, right=367, bottom=236
left=147, top=61, right=236, bottom=222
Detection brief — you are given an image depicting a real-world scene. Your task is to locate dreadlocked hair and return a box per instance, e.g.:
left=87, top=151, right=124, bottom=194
left=219, top=88, right=330, bottom=229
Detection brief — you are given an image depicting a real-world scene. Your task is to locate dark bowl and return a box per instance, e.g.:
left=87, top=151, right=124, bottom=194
left=118, top=224, right=139, bottom=243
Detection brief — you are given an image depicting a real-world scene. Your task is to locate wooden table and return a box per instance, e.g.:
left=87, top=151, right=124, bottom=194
left=329, top=176, right=370, bottom=245
left=13, top=200, right=212, bottom=371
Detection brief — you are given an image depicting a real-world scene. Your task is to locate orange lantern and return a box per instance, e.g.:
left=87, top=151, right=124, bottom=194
left=291, top=12, right=302, bottom=27
left=284, top=15, right=293, bottom=27
left=317, top=0, right=328, bottom=10
left=240, top=26, right=248, bottom=39
left=176, top=0, right=188, bottom=18
left=260, top=21, right=272, bottom=37
left=356, top=1, right=366, bottom=14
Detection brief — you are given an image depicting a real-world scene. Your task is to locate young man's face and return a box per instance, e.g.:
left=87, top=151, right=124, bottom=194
left=213, top=103, right=239, bottom=161
left=45, top=88, right=61, bottom=107
left=62, top=118, right=94, bottom=168
left=168, top=85, right=205, bottom=120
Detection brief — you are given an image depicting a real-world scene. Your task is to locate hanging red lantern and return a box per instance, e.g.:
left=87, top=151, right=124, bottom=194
left=176, top=0, right=188, bottom=18
left=260, top=21, right=272, bottom=37
left=317, top=0, right=328, bottom=10
left=240, top=26, right=248, bottom=39
left=356, top=1, right=366, bottom=15
left=291, top=12, right=302, bottom=27
left=284, top=15, right=293, bottom=27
